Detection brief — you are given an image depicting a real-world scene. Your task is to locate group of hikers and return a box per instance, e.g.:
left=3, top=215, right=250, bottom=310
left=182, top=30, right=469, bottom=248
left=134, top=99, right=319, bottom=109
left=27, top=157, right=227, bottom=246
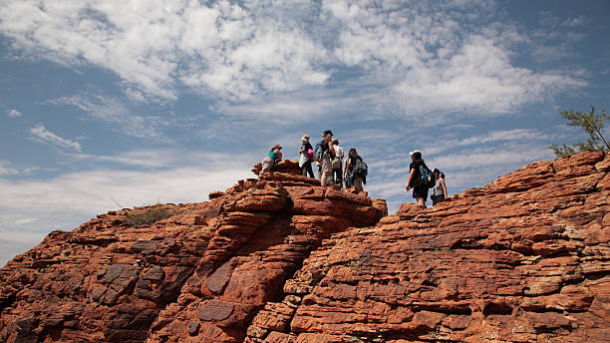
left=261, top=130, right=448, bottom=208
left=261, top=130, right=368, bottom=191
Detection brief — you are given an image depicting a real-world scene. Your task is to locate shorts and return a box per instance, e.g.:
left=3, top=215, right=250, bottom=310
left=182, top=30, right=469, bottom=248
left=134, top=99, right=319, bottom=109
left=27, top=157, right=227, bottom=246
left=413, top=186, right=428, bottom=200
left=431, top=194, right=445, bottom=205
left=261, top=156, right=274, bottom=173
left=321, top=155, right=332, bottom=174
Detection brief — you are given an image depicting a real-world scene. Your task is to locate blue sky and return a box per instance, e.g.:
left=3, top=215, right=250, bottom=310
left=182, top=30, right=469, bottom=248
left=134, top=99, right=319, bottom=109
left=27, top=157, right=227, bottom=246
left=1, top=0, right=609, bottom=265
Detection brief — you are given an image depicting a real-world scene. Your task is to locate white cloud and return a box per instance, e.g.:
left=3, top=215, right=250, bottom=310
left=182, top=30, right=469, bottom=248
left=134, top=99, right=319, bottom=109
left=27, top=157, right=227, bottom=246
left=562, top=15, right=591, bottom=29
left=427, top=147, right=553, bottom=171
left=51, top=94, right=169, bottom=140
left=0, top=0, right=330, bottom=102
left=0, top=0, right=586, bottom=121
left=0, top=160, right=19, bottom=176
left=392, top=36, right=585, bottom=116
left=30, top=123, right=82, bottom=152
left=538, top=10, right=560, bottom=28
left=450, top=129, right=549, bottom=147
left=6, top=108, right=22, bottom=118
left=63, top=148, right=253, bottom=169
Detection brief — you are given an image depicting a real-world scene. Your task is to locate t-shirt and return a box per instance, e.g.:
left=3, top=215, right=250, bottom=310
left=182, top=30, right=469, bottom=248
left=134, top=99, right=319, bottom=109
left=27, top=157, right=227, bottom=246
left=334, top=145, right=344, bottom=161
left=267, top=151, right=278, bottom=160
left=409, top=160, right=424, bottom=187
left=348, top=156, right=362, bottom=172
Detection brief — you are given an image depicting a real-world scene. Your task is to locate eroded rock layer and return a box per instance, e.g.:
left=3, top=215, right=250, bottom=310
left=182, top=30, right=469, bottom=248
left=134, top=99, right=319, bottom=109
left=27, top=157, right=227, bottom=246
left=0, top=161, right=386, bottom=343
left=246, top=152, right=609, bottom=343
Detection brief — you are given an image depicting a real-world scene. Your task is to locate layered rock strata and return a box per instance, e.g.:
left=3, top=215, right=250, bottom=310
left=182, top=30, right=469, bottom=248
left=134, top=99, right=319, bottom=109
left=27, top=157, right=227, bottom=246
left=245, top=151, right=609, bottom=342
left=0, top=161, right=386, bottom=343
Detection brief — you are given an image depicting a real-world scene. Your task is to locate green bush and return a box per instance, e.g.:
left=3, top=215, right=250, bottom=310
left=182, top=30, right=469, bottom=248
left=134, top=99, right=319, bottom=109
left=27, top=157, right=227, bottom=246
left=125, top=205, right=173, bottom=226
left=550, top=106, right=609, bottom=157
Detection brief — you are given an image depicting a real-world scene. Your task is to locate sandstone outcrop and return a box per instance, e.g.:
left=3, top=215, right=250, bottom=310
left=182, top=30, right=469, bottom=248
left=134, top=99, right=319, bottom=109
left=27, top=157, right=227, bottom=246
left=1, top=152, right=608, bottom=342
left=0, top=160, right=386, bottom=342
left=246, top=151, right=609, bottom=342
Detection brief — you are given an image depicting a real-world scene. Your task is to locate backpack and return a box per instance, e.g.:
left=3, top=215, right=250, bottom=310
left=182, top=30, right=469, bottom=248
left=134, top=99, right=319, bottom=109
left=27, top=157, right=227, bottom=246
left=353, top=158, right=368, bottom=178
left=414, top=164, right=435, bottom=188
left=315, top=140, right=332, bottom=161
left=314, top=141, right=323, bottom=161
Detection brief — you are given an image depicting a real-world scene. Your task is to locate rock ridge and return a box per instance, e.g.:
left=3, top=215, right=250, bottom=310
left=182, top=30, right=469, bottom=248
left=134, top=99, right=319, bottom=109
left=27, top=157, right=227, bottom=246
left=0, top=160, right=386, bottom=343
left=244, top=151, right=609, bottom=343
left=0, top=152, right=608, bottom=342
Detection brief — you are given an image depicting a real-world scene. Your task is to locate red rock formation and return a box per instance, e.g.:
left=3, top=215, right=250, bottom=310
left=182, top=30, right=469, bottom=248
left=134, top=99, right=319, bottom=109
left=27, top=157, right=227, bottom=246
left=246, top=151, right=609, bottom=342
left=1, top=153, right=608, bottom=343
left=0, top=160, right=386, bottom=343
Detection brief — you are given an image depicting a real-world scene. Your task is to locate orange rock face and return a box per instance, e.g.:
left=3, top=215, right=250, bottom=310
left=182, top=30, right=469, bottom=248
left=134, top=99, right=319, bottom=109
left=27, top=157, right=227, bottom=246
left=1, top=153, right=608, bottom=343
left=0, top=160, right=386, bottom=343
left=246, top=152, right=609, bottom=343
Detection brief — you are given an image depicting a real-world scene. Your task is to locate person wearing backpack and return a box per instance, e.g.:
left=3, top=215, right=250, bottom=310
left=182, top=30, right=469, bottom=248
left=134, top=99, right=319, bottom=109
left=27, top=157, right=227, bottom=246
left=299, top=135, right=315, bottom=178
left=431, top=169, right=448, bottom=205
left=332, top=139, right=344, bottom=187
left=344, top=148, right=367, bottom=191
left=317, top=130, right=335, bottom=187
left=405, top=150, right=433, bottom=209
left=261, top=144, right=283, bottom=173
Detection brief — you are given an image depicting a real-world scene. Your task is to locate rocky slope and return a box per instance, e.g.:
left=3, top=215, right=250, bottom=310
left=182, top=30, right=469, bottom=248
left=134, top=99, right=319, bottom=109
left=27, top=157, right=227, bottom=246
left=245, top=151, right=609, bottom=342
left=1, top=152, right=608, bottom=343
left=0, top=161, right=386, bottom=343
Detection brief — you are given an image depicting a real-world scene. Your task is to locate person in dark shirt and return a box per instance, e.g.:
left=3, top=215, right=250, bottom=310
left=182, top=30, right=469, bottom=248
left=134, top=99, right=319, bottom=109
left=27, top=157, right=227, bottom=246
left=344, top=148, right=365, bottom=191
left=405, top=150, right=429, bottom=209
left=299, top=135, right=315, bottom=178
left=319, top=130, right=335, bottom=188
left=431, top=169, right=448, bottom=205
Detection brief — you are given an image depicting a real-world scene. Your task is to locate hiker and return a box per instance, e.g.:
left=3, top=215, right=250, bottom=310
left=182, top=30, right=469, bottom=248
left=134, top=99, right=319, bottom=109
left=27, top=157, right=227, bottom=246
left=261, top=144, right=283, bottom=173
left=431, top=169, right=448, bottom=206
left=405, top=150, right=433, bottom=209
left=344, top=148, right=367, bottom=191
left=299, top=135, right=315, bottom=178
left=316, top=130, right=335, bottom=187
left=332, top=139, right=344, bottom=187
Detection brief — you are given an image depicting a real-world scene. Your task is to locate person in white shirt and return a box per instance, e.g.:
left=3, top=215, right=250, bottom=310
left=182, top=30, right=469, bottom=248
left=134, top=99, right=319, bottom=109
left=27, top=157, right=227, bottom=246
left=332, top=139, right=344, bottom=187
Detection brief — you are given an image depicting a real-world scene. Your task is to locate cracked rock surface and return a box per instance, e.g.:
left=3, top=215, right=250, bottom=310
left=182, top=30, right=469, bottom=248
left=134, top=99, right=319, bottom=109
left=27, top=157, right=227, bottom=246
left=245, top=151, right=609, bottom=343
left=0, top=160, right=386, bottom=343
left=1, top=152, right=608, bottom=343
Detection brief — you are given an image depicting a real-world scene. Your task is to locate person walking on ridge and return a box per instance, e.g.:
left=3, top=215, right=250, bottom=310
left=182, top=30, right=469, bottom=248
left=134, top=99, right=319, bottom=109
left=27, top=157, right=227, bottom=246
left=344, top=148, right=366, bottom=192
left=317, top=130, right=335, bottom=188
left=332, top=139, right=344, bottom=187
left=405, top=150, right=432, bottom=209
left=431, top=169, right=448, bottom=206
left=261, top=144, right=283, bottom=173
left=299, top=135, right=315, bottom=178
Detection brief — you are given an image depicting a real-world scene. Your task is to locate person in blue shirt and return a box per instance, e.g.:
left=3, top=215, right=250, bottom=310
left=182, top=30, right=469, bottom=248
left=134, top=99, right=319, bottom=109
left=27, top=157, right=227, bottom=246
left=261, top=144, right=283, bottom=173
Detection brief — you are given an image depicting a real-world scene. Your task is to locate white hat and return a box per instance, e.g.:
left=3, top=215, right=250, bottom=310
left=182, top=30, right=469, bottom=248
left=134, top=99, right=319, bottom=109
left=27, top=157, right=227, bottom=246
left=409, top=150, right=421, bottom=156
